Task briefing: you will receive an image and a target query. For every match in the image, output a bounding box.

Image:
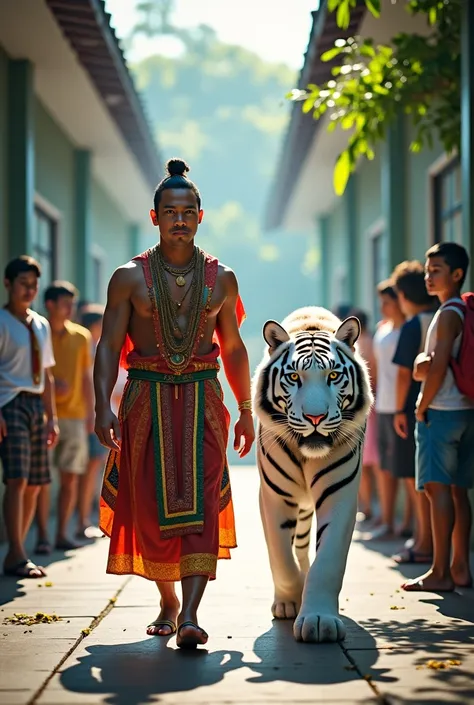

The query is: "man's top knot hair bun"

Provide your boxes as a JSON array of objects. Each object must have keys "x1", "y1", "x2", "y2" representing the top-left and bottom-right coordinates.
[{"x1": 166, "y1": 158, "x2": 190, "y2": 178}]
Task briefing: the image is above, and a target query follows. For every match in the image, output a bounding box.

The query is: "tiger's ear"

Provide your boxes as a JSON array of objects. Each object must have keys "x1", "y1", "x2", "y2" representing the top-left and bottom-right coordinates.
[
  {"x1": 263, "y1": 320, "x2": 290, "y2": 352},
  {"x1": 335, "y1": 316, "x2": 360, "y2": 350}
]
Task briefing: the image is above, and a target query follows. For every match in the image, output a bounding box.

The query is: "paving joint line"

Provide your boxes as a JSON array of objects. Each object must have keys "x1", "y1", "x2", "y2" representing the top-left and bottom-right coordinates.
[
  {"x1": 338, "y1": 641, "x2": 390, "y2": 704},
  {"x1": 26, "y1": 576, "x2": 133, "y2": 705}
]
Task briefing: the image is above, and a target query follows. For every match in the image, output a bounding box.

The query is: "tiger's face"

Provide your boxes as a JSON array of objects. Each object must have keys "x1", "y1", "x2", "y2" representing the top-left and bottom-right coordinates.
[{"x1": 253, "y1": 312, "x2": 372, "y2": 459}]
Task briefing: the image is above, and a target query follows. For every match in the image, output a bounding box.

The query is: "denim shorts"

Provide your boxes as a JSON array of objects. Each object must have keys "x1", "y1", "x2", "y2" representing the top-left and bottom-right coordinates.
[{"x1": 415, "y1": 408, "x2": 474, "y2": 491}]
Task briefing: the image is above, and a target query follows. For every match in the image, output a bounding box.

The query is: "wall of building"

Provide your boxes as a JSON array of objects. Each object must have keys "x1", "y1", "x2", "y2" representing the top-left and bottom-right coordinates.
[
  {"x1": 34, "y1": 98, "x2": 76, "y2": 284},
  {"x1": 326, "y1": 197, "x2": 349, "y2": 311},
  {"x1": 404, "y1": 121, "x2": 444, "y2": 261},
  {"x1": 90, "y1": 177, "x2": 131, "y2": 303},
  {"x1": 355, "y1": 154, "x2": 383, "y2": 318},
  {"x1": 0, "y1": 47, "x2": 9, "y2": 277}
]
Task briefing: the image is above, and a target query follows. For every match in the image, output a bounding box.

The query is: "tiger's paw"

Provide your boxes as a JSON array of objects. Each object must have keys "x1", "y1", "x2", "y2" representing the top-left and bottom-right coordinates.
[
  {"x1": 293, "y1": 611, "x2": 346, "y2": 643},
  {"x1": 272, "y1": 589, "x2": 302, "y2": 619}
]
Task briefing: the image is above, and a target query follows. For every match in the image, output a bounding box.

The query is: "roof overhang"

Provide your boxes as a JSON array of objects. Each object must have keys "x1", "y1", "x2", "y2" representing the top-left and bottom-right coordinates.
[
  {"x1": 0, "y1": 0, "x2": 162, "y2": 225},
  {"x1": 265, "y1": 0, "x2": 430, "y2": 232}
]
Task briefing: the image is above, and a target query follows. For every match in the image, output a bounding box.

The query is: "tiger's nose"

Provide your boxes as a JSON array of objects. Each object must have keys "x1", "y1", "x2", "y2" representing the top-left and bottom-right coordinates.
[{"x1": 305, "y1": 413, "x2": 326, "y2": 427}]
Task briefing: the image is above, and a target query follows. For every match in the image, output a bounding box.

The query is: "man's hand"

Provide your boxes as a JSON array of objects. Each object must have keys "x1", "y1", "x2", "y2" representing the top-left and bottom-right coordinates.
[
  {"x1": 0, "y1": 411, "x2": 7, "y2": 443},
  {"x1": 415, "y1": 404, "x2": 427, "y2": 424},
  {"x1": 46, "y1": 418, "x2": 60, "y2": 449},
  {"x1": 393, "y1": 412, "x2": 408, "y2": 439},
  {"x1": 95, "y1": 407, "x2": 121, "y2": 451},
  {"x1": 233, "y1": 410, "x2": 255, "y2": 458}
]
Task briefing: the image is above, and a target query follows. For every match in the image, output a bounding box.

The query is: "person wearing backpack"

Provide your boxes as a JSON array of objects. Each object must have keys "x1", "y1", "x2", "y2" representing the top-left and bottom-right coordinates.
[{"x1": 402, "y1": 242, "x2": 474, "y2": 593}]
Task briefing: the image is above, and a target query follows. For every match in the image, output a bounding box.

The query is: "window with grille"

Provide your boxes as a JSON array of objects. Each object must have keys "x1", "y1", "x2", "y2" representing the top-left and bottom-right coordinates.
[
  {"x1": 32, "y1": 204, "x2": 58, "y2": 311},
  {"x1": 433, "y1": 157, "x2": 462, "y2": 245}
]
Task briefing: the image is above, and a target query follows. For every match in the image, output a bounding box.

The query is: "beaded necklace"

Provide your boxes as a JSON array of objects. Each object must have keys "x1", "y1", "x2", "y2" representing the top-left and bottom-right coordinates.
[{"x1": 148, "y1": 245, "x2": 206, "y2": 373}]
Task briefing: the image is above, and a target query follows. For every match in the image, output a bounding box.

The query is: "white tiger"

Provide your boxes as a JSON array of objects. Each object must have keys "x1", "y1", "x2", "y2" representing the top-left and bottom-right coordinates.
[{"x1": 252, "y1": 306, "x2": 373, "y2": 643}]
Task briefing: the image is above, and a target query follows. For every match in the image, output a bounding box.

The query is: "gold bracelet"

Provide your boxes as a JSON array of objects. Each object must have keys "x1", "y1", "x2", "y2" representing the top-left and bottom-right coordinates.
[{"x1": 238, "y1": 399, "x2": 252, "y2": 412}]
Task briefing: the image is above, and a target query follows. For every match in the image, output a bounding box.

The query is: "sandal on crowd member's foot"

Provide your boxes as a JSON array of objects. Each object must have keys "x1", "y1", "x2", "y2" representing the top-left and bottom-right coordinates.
[
  {"x1": 35, "y1": 540, "x2": 52, "y2": 556},
  {"x1": 176, "y1": 621, "x2": 208, "y2": 650},
  {"x1": 3, "y1": 559, "x2": 46, "y2": 579},
  {"x1": 55, "y1": 539, "x2": 80, "y2": 551},
  {"x1": 392, "y1": 547, "x2": 433, "y2": 565},
  {"x1": 75, "y1": 526, "x2": 104, "y2": 540},
  {"x1": 146, "y1": 619, "x2": 177, "y2": 636}
]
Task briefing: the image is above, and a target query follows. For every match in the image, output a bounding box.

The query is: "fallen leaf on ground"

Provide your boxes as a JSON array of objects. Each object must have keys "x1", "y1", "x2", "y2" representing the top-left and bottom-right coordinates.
[
  {"x1": 81, "y1": 628, "x2": 91, "y2": 636},
  {"x1": 3, "y1": 612, "x2": 61, "y2": 626},
  {"x1": 390, "y1": 606, "x2": 405, "y2": 610},
  {"x1": 417, "y1": 659, "x2": 462, "y2": 671}
]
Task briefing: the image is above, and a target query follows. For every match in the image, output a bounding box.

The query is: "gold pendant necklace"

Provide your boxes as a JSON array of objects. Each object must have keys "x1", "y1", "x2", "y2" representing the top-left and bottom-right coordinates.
[{"x1": 161, "y1": 247, "x2": 197, "y2": 287}]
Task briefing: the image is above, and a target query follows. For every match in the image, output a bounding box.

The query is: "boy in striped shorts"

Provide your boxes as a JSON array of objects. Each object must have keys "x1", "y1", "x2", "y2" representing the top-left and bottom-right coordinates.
[{"x1": 0, "y1": 256, "x2": 58, "y2": 578}]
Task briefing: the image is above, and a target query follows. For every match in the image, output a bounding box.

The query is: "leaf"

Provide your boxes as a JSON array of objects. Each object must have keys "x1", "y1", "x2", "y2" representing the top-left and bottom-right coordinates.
[
  {"x1": 336, "y1": 1, "x2": 351, "y2": 30},
  {"x1": 302, "y1": 97, "x2": 315, "y2": 113},
  {"x1": 321, "y1": 46, "x2": 344, "y2": 62},
  {"x1": 365, "y1": 0, "x2": 381, "y2": 18},
  {"x1": 428, "y1": 7, "x2": 437, "y2": 25},
  {"x1": 333, "y1": 150, "x2": 351, "y2": 195}
]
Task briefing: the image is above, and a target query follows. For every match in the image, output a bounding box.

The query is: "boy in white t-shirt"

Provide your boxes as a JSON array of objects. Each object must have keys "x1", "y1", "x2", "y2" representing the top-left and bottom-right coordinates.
[
  {"x1": 0, "y1": 256, "x2": 59, "y2": 578},
  {"x1": 403, "y1": 242, "x2": 474, "y2": 593}
]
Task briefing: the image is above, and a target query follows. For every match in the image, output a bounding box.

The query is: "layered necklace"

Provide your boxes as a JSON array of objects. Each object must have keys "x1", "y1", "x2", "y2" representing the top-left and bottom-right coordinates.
[{"x1": 148, "y1": 245, "x2": 206, "y2": 373}]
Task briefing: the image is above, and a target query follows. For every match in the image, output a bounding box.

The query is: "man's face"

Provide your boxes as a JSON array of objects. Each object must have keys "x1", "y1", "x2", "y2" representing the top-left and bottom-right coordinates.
[
  {"x1": 379, "y1": 293, "x2": 402, "y2": 322},
  {"x1": 425, "y1": 256, "x2": 461, "y2": 295},
  {"x1": 5, "y1": 271, "x2": 38, "y2": 308},
  {"x1": 150, "y1": 188, "x2": 203, "y2": 246},
  {"x1": 47, "y1": 294, "x2": 75, "y2": 322}
]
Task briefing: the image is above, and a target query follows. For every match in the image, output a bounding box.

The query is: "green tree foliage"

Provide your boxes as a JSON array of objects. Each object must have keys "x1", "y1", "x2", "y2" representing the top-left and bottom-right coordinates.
[{"x1": 290, "y1": 0, "x2": 461, "y2": 195}]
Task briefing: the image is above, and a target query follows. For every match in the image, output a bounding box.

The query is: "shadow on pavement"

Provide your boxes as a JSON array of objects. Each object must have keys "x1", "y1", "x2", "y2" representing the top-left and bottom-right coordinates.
[
  {"x1": 60, "y1": 639, "x2": 246, "y2": 705},
  {"x1": 246, "y1": 619, "x2": 396, "y2": 686}
]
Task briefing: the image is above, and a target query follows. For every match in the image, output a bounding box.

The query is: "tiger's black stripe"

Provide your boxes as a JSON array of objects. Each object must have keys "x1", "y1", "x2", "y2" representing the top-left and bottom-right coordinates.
[
  {"x1": 276, "y1": 436, "x2": 302, "y2": 469},
  {"x1": 316, "y1": 522, "x2": 329, "y2": 549},
  {"x1": 296, "y1": 526, "x2": 312, "y2": 540},
  {"x1": 284, "y1": 499, "x2": 298, "y2": 508},
  {"x1": 310, "y1": 446, "x2": 358, "y2": 488},
  {"x1": 262, "y1": 444, "x2": 299, "y2": 485},
  {"x1": 315, "y1": 461, "x2": 360, "y2": 511},
  {"x1": 295, "y1": 539, "x2": 310, "y2": 550},
  {"x1": 260, "y1": 465, "x2": 293, "y2": 498},
  {"x1": 281, "y1": 519, "x2": 298, "y2": 530}
]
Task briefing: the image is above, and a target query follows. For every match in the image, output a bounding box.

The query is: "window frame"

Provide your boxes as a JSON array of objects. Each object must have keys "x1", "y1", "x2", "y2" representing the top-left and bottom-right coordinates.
[{"x1": 430, "y1": 155, "x2": 462, "y2": 245}]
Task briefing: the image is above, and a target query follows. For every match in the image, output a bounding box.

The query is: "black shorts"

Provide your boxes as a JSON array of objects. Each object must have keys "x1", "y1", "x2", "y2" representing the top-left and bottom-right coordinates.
[
  {"x1": 0, "y1": 392, "x2": 51, "y2": 485},
  {"x1": 377, "y1": 412, "x2": 416, "y2": 479}
]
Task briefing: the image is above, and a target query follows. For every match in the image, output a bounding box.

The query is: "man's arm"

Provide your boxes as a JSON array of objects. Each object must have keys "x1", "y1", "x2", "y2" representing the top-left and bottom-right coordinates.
[
  {"x1": 416, "y1": 310, "x2": 462, "y2": 419},
  {"x1": 94, "y1": 266, "x2": 133, "y2": 449},
  {"x1": 43, "y1": 368, "x2": 59, "y2": 447},
  {"x1": 215, "y1": 268, "x2": 255, "y2": 457},
  {"x1": 392, "y1": 317, "x2": 421, "y2": 439}
]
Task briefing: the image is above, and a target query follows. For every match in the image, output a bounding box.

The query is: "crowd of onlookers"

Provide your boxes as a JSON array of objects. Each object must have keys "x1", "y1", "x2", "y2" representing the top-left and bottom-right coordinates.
[
  {"x1": 1, "y1": 239, "x2": 473, "y2": 591},
  {"x1": 0, "y1": 256, "x2": 125, "y2": 578},
  {"x1": 348, "y1": 241, "x2": 474, "y2": 592}
]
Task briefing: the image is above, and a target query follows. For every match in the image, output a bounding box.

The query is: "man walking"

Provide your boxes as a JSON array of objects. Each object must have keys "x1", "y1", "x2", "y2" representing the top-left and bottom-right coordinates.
[
  {"x1": 94, "y1": 158, "x2": 255, "y2": 648},
  {"x1": 36, "y1": 282, "x2": 94, "y2": 553},
  {"x1": 0, "y1": 256, "x2": 58, "y2": 578}
]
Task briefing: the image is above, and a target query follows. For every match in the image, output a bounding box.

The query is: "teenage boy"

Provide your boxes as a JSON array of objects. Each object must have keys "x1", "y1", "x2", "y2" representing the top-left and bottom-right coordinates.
[
  {"x1": 0, "y1": 256, "x2": 58, "y2": 578},
  {"x1": 403, "y1": 242, "x2": 474, "y2": 592},
  {"x1": 35, "y1": 282, "x2": 94, "y2": 553}
]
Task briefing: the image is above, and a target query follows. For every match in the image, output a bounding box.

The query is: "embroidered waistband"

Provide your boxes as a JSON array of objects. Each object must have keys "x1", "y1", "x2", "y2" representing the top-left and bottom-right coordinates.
[{"x1": 128, "y1": 368, "x2": 218, "y2": 384}]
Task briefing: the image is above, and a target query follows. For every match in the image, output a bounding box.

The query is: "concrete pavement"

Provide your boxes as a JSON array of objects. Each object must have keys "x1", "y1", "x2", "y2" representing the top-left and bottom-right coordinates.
[{"x1": 1, "y1": 467, "x2": 474, "y2": 705}]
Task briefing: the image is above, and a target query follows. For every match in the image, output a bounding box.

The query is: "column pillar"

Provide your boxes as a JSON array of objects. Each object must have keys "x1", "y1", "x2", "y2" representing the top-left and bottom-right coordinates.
[
  {"x1": 129, "y1": 223, "x2": 140, "y2": 260},
  {"x1": 7, "y1": 60, "x2": 34, "y2": 259},
  {"x1": 346, "y1": 175, "x2": 357, "y2": 304},
  {"x1": 461, "y1": 1, "x2": 474, "y2": 287},
  {"x1": 319, "y1": 215, "x2": 330, "y2": 309},
  {"x1": 74, "y1": 150, "x2": 92, "y2": 298},
  {"x1": 382, "y1": 112, "x2": 406, "y2": 272}
]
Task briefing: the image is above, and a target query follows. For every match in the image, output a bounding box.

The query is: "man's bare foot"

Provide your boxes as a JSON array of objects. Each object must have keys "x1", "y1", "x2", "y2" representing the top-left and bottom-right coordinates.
[
  {"x1": 401, "y1": 569, "x2": 455, "y2": 592},
  {"x1": 146, "y1": 599, "x2": 180, "y2": 636},
  {"x1": 451, "y1": 564, "x2": 473, "y2": 588}
]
